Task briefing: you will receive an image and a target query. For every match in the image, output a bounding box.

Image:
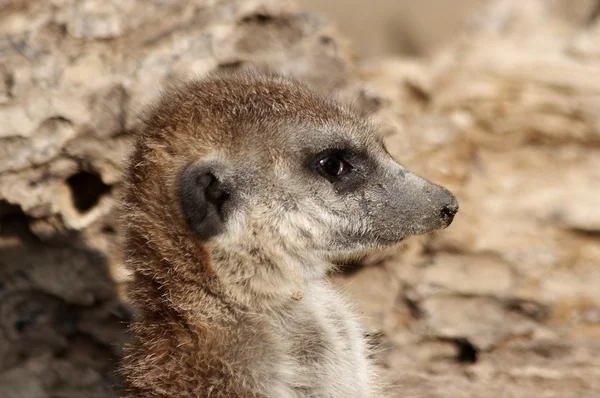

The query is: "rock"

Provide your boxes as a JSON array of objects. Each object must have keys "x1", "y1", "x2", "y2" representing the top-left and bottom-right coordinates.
[
  {"x1": 420, "y1": 253, "x2": 514, "y2": 297},
  {"x1": 420, "y1": 296, "x2": 514, "y2": 350},
  {"x1": 2, "y1": 0, "x2": 600, "y2": 396}
]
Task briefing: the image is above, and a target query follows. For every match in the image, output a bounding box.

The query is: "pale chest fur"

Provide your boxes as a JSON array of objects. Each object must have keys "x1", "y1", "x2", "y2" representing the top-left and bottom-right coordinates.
[{"x1": 264, "y1": 281, "x2": 376, "y2": 398}]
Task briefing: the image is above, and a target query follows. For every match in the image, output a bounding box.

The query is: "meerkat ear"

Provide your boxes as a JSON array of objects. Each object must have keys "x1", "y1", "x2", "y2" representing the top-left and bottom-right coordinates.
[{"x1": 178, "y1": 162, "x2": 231, "y2": 239}]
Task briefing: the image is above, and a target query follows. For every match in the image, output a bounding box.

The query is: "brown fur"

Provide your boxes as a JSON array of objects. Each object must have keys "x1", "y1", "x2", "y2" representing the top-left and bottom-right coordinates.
[{"x1": 120, "y1": 71, "x2": 457, "y2": 397}]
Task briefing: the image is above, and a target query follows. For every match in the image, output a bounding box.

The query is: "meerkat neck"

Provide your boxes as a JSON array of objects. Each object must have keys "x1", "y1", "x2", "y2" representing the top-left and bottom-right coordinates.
[
  {"x1": 126, "y1": 216, "x2": 330, "y2": 311},
  {"x1": 206, "y1": 242, "x2": 329, "y2": 309}
]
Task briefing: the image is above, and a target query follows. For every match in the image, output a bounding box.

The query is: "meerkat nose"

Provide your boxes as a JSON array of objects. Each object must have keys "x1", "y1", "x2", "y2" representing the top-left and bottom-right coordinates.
[{"x1": 440, "y1": 199, "x2": 459, "y2": 225}]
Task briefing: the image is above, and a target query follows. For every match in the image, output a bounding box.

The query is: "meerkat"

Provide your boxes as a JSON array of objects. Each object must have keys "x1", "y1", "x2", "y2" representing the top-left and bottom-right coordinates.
[{"x1": 119, "y1": 71, "x2": 458, "y2": 398}]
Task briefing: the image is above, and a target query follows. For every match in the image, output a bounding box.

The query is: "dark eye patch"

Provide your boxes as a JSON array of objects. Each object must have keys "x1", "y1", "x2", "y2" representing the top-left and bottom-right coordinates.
[
  {"x1": 306, "y1": 147, "x2": 372, "y2": 192},
  {"x1": 315, "y1": 150, "x2": 353, "y2": 182}
]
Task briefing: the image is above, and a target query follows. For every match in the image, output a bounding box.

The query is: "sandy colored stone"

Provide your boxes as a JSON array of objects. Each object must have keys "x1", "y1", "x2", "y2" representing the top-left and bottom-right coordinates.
[
  {"x1": 420, "y1": 253, "x2": 514, "y2": 297},
  {"x1": 421, "y1": 296, "x2": 515, "y2": 349},
  {"x1": 2, "y1": 0, "x2": 600, "y2": 397}
]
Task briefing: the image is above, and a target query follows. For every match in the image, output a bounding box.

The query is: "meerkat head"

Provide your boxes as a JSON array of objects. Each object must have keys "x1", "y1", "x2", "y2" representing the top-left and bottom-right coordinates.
[{"x1": 126, "y1": 71, "x2": 457, "y2": 298}]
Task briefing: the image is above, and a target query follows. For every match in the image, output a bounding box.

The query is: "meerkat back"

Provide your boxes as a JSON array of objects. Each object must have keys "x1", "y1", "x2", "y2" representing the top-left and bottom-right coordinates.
[{"x1": 120, "y1": 71, "x2": 457, "y2": 397}]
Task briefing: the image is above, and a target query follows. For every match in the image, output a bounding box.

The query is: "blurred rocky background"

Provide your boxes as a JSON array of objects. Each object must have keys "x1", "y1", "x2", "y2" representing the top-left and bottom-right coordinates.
[{"x1": 1, "y1": 0, "x2": 600, "y2": 397}]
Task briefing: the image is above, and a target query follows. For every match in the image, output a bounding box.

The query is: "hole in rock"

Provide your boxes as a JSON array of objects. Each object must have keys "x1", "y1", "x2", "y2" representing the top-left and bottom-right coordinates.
[
  {"x1": 241, "y1": 13, "x2": 273, "y2": 24},
  {"x1": 67, "y1": 171, "x2": 111, "y2": 213},
  {"x1": 454, "y1": 338, "x2": 478, "y2": 364},
  {"x1": 0, "y1": 200, "x2": 34, "y2": 239}
]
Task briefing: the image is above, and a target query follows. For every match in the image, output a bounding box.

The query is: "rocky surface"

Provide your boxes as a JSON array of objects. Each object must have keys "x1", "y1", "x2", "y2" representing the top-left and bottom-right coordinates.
[
  {"x1": 333, "y1": 0, "x2": 600, "y2": 395},
  {"x1": 1, "y1": 0, "x2": 599, "y2": 396}
]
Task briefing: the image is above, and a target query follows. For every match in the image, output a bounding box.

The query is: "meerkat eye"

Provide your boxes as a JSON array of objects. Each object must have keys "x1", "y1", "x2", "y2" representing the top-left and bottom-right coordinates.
[{"x1": 317, "y1": 154, "x2": 353, "y2": 179}]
